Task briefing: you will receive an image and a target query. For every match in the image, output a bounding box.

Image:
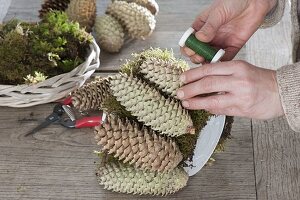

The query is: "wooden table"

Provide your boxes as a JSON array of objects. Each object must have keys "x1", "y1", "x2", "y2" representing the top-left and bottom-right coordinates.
[{"x1": 0, "y1": 0, "x2": 299, "y2": 199}]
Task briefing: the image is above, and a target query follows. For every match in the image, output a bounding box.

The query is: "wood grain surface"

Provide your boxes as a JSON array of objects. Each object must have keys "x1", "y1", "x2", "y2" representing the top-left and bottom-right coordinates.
[
  {"x1": 0, "y1": 0, "x2": 299, "y2": 200},
  {"x1": 0, "y1": 105, "x2": 255, "y2": 200}
]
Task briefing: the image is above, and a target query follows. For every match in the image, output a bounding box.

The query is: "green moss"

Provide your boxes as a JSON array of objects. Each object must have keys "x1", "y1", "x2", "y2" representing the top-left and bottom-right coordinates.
[
  {"x1": 0, "y1": 30, "x2": 31, "y2": 84},
  {"x1": 0, "y1": 11, "x2": 92, "y2": 85},
  {"x1": 214, "y1": 116, "x2": 233, "y2": 153},
  {"x1": 101, "y1": 95, "x2": 135, "y2": 120},
  {"x1": 176, "y1": 110, "x2": 211, "y2": 161}
]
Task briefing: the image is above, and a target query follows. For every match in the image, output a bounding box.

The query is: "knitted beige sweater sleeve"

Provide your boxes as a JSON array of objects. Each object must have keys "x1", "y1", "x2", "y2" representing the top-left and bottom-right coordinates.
[{"x1": 262, "y1": 0, "x2": 300, "y2": 132}]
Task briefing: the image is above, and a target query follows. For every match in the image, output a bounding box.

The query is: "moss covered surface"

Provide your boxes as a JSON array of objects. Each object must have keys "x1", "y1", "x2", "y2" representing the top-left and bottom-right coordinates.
[{"x1": 0, "y1": 11, "x2": 92, "y2": 85}]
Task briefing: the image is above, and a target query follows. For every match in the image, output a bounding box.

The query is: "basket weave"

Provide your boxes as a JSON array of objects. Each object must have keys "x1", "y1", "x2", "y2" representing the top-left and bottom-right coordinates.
[{"x1": 0, "y1": 39, "x2": 100, "y2": 107}]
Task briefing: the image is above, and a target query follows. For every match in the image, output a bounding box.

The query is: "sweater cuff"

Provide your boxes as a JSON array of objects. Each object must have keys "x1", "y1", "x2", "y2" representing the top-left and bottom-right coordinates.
[
  {"x1": 276, "y1": 64, "x2": 300, "y2": 132},
  {"x1": 261, "y1": 0, "x2": 285, "y2": 28}
]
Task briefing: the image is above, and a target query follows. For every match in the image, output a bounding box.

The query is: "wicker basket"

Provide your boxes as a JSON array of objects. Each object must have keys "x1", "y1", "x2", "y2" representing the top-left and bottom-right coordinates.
[{"x1": 0, "y1": 39, "x2": 100, "y2": 107}]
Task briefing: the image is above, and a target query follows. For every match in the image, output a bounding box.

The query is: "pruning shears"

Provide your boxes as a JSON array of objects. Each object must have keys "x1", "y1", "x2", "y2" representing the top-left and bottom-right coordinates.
[{"x1": 25, "y1": 96, "x2": 106, "y2": 137}]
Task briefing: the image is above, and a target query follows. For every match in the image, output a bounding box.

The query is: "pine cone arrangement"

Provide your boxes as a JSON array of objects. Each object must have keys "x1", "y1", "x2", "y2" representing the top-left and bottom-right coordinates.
[
  {"x1": 65, "y1": 0, "x2": 96, "y2": 32},
  {"x1": 94, "y1": 15, "x2": 124, "y2": 53},
  {"x1": 95, "y1": 116, "x2": 183, "y2": 172},
  {"x1": 71, "y1": 48, "x2": 217, "y2": 196},
  {"x1": 110, "y1": 73, "x2": 194, "y2": 137},
  {"x1": 106, "y1": 1, "x2": 156, "y2": 39},
  {"x1": 39, "y1": 0, "x2": 70, "y2": 18},
  {"x1": 96, "y1": 162, "x2": 188, "y2": 196},
  {"x1": 94, "y1": 0, "x2": 159, "y2": 53}
]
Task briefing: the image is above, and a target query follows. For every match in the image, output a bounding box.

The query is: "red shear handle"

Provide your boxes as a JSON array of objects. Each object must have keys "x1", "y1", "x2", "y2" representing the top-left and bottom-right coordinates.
[
  {"x1": 75, "y1": 116, "x2": 102, "y2": 128},
  {"x1": 63, "y1": 96, "x2": 73, "y2": 105}
]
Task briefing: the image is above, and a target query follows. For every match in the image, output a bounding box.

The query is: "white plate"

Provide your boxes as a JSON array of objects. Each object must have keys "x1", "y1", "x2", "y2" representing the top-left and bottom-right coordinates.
[{"x1": 183, "y1": 115, "x2": 226, "y2": 176}]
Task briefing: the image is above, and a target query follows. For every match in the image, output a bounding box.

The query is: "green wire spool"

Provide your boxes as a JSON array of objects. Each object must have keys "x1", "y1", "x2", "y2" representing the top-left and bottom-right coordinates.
[{"x1": 179, "y1": 27, "x2": 225, "y2": 63}]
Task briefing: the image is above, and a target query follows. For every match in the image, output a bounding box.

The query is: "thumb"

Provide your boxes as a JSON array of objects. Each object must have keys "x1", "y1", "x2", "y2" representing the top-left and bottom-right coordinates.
[{"x1": 195, "y1": 9, "x2": 224, "y2": 42}]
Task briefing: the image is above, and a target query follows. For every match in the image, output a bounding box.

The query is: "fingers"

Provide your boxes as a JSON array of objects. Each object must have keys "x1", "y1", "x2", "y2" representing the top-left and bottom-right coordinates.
[
  {"x1": 180, "y1": 61, "x2": 235, "y2": 84},
  {"x1": 177, "y1": 75, "x2": 234, "y2": 100},
  {"x1": 181, "y1": 93, "x2": 236, "y2": 112},
  {"x1": 192, "y1": 8, "x2": 210, "y2": 30},
  {"x1": 180, "y1": 47, "x2": 205, "y2": 64},
  {"x1": 194, "y1": 8, "x2": 225, "y2": 42}
]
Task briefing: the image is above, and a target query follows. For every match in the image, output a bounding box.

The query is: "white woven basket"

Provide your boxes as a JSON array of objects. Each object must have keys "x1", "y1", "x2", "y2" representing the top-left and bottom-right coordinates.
[{"x1": 0, "y1": 39, "x2": 100, "y2": 107}]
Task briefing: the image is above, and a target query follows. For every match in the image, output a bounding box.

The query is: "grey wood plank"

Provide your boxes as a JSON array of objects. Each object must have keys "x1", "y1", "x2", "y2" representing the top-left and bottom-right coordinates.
[
  {"x1": 246, "y1": 2, "x2": 300, "y2": 200},
  {"x1": 0, "y1": 0, "x2": 11, "y2": 23},
  {"x1": 0, "y1": 104, "x2": 256, "y2": 199},
  {"x1": 252, "y1": 118, "x2": 300, "y2": 200},
  {"x1": 4, "y1": 0, "x2": 42, "y2": 22}
]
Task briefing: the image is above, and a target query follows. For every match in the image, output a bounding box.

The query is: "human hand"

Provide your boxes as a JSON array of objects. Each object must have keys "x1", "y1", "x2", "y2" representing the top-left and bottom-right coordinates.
[
  {"x1": 181, "y1": 0, "x2": 277, "y2": 63},
  {"x1": 176, "y1": 60, "x2": 284, "y2": 120}
]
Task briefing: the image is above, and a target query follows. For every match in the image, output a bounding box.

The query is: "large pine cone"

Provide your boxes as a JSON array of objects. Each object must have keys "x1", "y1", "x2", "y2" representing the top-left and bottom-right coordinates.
[
  {"x1": 96, "y1": 162, "x2": 188, "y2": 196},
  {"x1": 71, "y1": 77, "x2": 111, "y2": 111},
  {"x1": 39, "y1": 0, "x2": 70, "y2": 18},
  {"x1": 139, "y1": 57, "x2": 185, "y2": 97},
  {"x1": 94, "y1": 15, "x2": 125, "y2": 53},
  {"x1": 106, "y1": 1, "x2": 156, "y2": 39},
  {"x1": 109, "y1": 73, "x2": 195, "y2": 137},
  {"x1": 65, "y1": 0, "x2": 96, "y2": 32},
  {"x1": 121, "y1": 0, "x2": 159, "y2": 15},
  {"x1": 95, "y1": 116, "x2": 183, "y2": 172}
]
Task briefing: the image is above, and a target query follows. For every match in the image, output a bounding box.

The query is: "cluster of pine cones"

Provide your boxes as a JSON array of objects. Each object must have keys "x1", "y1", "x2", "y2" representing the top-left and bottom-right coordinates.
[
  {"x1": 39, "y1": 0, "x2": 158, "y2": 53},
  {"x1": 95, "y1": 0, "x2": 158, "y2": 52},
  {"x1": 70, "y1": 48, "x2": 210, "y2": 196}
]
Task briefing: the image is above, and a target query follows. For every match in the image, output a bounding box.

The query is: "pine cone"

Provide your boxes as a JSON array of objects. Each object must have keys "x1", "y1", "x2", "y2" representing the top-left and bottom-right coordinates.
[
  {"x1": 106, "y1": 1, "x2": 156, "y2": 39},
  {"x1": 65, "y1": 0, "x2": 96, "y2": 32},
  {"x1": 109, "y1": 74, "x2": 195, "y2": 137},
  {"x1": 71, "y1": 77, "x2": 111, "y2": 111},
  {"x1": 121, "y1": 0, "x2": 159, "y2": 15},
  {"x1": 94, "y1": 15, "x2": 125, "y2": 53},
  {"x1": 95, "y1": 116, "x2": 183, "y2": 172},
  {"x1": 139, "y1": 58, "x2": 185, "y2": 97},
  {"x1": 96, "y1": 162, "x2": 188, "y2": 196},
  {"x1": 39, "y1": 0, "x2": 70, "y2": 18}
]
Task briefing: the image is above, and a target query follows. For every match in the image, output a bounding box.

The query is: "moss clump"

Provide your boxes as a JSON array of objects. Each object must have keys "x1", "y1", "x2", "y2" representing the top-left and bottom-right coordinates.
[
  {"x1": 214, "y1": 116, "x2": 233, "y2": 153},
  {"x1": 101, "y1": 95, "x2": 135, "y2": 120},
  {"x1": 176, "y1": 110, "x2": 211, "y2": 162},
  {"x1": 120, "y1": 48, "x2": 189, "y2": 75},
  {"x1": 0, "y1": 11, "x2": 92, "y2": 85}
]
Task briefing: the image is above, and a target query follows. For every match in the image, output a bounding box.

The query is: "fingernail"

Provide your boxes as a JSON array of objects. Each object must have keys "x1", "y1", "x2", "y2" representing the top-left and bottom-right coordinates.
[
  {"x1": 182, "y1": 101, "x2": 189, "y2": 108},
  {"x1": 196, "y1": 30, "x2": 207, "y2": 38},
  {"x1": 177, "y1": 90, "x2": 184, "y2": 99},
  {"x1": 180, "y1": 75, "x2": 185, "y2": 83}
]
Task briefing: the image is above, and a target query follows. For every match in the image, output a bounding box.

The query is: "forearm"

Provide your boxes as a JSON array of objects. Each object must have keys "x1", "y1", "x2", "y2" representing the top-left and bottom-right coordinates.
[{"x1": 276, "y1": 63, "x2": 300, "y2": 132}]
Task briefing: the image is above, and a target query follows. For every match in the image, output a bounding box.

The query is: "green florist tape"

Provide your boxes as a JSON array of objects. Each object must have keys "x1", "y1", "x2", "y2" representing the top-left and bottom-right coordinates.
[{"x1": 179, "y1": 27, "x2": 225, "y2": 63}]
